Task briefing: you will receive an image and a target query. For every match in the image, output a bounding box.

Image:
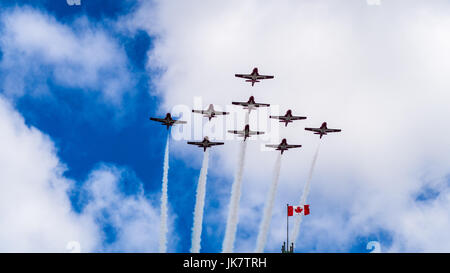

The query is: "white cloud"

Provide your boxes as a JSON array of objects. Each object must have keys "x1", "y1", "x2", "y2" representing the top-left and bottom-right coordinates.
[
  {"x1": 0, "y1": 95, "x2": 166, "y2": 252},
  {"x1": 0, "y1": 7, "x2": 133, "y2": 104},
  {"x1": 81, "y1": 165, "x2": 165, "y2": 252},
  {"x1": 0, "y1": 95, "x2": 99, "y2": 252},
  {"x1": 129, "y1": 0, "x2": 450, "y2": 252}
]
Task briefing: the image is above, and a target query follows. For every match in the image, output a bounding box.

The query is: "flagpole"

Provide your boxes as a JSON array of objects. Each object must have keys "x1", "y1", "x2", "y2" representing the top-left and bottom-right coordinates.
[{"x1": 286, "y1": 203, "x2": 289, "y2": 250}]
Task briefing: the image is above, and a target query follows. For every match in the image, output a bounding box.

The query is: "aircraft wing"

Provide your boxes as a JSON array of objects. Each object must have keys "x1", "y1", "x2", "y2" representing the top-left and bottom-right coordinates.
[
  {"x1": 187, "y1": 141, "x2": 203, "y2": 146},
  {"x1": 249, "y1": 130, "x2": 265, "y2": 135},
  {"x1": 174, "y1": 120, "x2": 187, "y2": 124},
  {"x1": 254, "y1": 102, "x2": 270, "y2": 107},
  {"x1": 265, "y1": 144, "x2": 279, "y2": 148},
  {"x1": 228, "y1": 130, "x2": 245, "y2": 135},
  {"x1": 209, "y1": 142, "x2": 225, "y2": 146},
  {"x1": 235, "y1": 74, "x2": 252, "y2": 79},
  {"x1": 291, "y1": 116, "x2": 307, "y2": 120},
  {"x1": 232, "y1": 101, "x2": 249, "y2": 107},
  {"x1": 305, "y1": 128, "x2": 320, "y2": 132},
  {"x1": 325, "y1": 129, "x2": 341, "y2": 133},
  {"x1": 269, "y1": 115, "x2": 284, "y2": 120},
  {"x1": 212, "y1": 111, "x2": 229, "y2": 116},
  {"x1": 256, "y1": 75, "x2": 274, "y2": 80},
  {"x1": 286, "y1": 144, "x2": 302, "y2": 148},
  {"x1": 192, "y1": 110, "x2": 204, "y2": 114},
  {"x1": 150, "y1": 117, "x2": 166, "y2": 123}
]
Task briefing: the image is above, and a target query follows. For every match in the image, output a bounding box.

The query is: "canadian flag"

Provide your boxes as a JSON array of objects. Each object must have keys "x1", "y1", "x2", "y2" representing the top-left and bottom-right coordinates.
[{"x1": 288, "y1": 205, "x2": 310, "y2": 216}]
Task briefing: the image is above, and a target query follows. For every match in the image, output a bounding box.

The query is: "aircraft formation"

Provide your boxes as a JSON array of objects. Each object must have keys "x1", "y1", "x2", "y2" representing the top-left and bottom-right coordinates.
[{"x1": 150, "y1": 67, "x2": 341, "y2": 152}]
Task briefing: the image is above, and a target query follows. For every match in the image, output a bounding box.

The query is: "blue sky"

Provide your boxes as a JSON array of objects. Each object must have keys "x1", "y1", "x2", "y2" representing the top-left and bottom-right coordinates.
[{"x1": 0, "y1": 0, "x2": 449, "y2": 253}]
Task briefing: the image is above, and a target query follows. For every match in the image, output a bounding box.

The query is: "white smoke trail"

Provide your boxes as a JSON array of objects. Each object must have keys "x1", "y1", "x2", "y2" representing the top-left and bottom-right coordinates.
[
  {"x1": 292, "y1": 141, "x2": 322, "y2": 243},
  {"x1": 222, "y1": 112, "x2": 250, "y2": 253},
  {"x1": 222, "y1": 140, "x2": 248, "y2": 253},
  {"x1": 190, "y1": 149, "x2": 210, "y2": 253},
  {"x1": 254, "y1": 153, "x2": 282, "y2": 252},
  {"x1": 159, "y1": 135, "x2": 170, "y2": 253}
]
